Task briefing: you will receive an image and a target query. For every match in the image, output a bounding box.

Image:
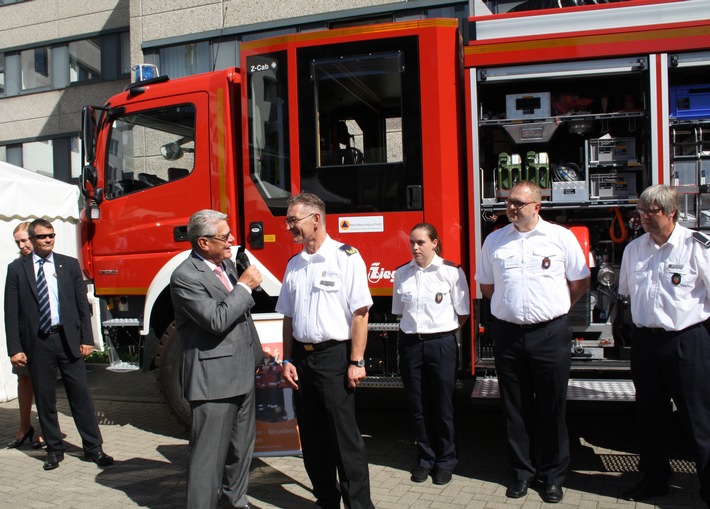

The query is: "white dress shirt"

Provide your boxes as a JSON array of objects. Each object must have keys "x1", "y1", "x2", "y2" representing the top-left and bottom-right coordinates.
[
  {"x1": 392, "y1": 254, "x2": 470, "y2": 334},
  {"x1": 33, "y1": 252, "x2": 60, "y2": 326},
  {"x1": 475, "y1": 218, "x2": 590, "y2": 325},
  {"x1": 275, "y1": 236, "x2": 373, "y2": 343},
  {"x1": 619, "y1": 223, "x2": 710, "y2": 331}
]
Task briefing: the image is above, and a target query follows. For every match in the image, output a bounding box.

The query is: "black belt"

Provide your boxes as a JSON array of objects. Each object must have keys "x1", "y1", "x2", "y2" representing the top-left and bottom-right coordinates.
[
  {"x1": 39, "y1": 325, "x2": 63, "y2": 338},
  {"x1": 637, "y1": 322, "x2": 702, "y2": 336},
  {"x1": 296, "y1": 339, "x2": 345, "y2": 352},
  {"x1": 496, "y1": 315, "x2": 564, "y2": 330},
  {"x1": 401, "y1": 330, "x2": 456, "y2": 340}
]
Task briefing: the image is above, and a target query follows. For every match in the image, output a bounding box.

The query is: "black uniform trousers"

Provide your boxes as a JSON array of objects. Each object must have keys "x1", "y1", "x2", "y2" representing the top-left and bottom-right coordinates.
[
  {"x1": 398, "y1": 331, "x2": 458, "y2": 471},
  {"x1": 631, "y1": 323, "x2": 710, "y2": 504},
  {"x1": 292, "y1": 340, "x2": 374, "y2": 509},
  {"x1": 30, "y1": 329, "x2": 102, "y2": 454},
  {"x1": 493, "y1": 315, "x2": 572, "y2": 485}
]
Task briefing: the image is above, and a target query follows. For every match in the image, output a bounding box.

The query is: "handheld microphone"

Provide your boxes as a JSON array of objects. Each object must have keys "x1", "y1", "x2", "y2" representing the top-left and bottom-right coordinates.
[{"x1": 236, "y1": 246, "x2": 262, "y2": 293}]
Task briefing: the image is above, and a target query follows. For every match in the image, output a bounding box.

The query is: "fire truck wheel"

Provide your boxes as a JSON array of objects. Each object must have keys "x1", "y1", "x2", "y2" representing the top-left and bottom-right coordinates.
[{"x1": 155, "y1": 322, "x2": 191, "y2": 428}]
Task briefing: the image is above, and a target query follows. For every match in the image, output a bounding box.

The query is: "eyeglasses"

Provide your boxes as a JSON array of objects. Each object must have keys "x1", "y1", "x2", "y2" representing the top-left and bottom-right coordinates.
[
  {"x1": 32, "y1": 233, "x2": 56, "y2": 240},
  {"x1": 505, "y1": 199, "x2": 535, "y2": 209},
  {"x1": 285, "y1": 213, "x2": 315, "y2": 227},
  {"x1": 636, "y1": 208, "x2": 663, "y2": 216},
  {"x1": 205, "y1": 231, "x2": 231, "y2": 243}
]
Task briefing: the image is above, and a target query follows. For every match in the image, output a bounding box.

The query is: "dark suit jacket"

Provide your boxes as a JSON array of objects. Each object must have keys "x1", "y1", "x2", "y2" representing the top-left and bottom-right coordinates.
[
  {"x1": 5, "y1": 252, "x2": 94, "y2": 360},
  {"x1": 170, "y1": 252, "x2": 264, "y2": 402}
]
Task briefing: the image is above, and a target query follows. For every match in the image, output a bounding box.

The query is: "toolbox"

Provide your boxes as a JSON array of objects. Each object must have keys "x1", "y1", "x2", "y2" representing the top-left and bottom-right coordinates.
[
  {"x1": 587, "y1": 137, "x2": 637, "y2": 165},
  {"x1": 589, "y1": 172, "x2": 637, "y2": 200},
  {"x1": 506, "y1": 92, "x2": 551, "y2": 120},
  {"x1": 670, "y1": 84, "x2": 710, "y2": 120}
]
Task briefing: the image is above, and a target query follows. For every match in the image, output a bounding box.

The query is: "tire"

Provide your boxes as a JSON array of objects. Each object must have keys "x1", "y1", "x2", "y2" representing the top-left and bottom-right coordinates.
[{"x1": 155, "y1": 322, "x2": 191, "y2": 428}]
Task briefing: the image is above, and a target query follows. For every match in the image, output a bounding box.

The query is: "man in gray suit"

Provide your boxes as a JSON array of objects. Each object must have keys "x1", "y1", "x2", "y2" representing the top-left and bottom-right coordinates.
[{"x1": 170, "y1": 210, "x2": 264, "y2": 509}]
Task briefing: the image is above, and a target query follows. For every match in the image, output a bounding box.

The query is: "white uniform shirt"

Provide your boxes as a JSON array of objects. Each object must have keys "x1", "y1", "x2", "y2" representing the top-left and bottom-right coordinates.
[
  {"x1": 275, "y1": 236, "x2": 373, "y2": 343},
  {"x1": 475, "y1": 218, "x2": 590, "y2": 324},
  {"x1": 392, "y1": 254, "x2": 470, "y2": 334},
  {"x1": 619, "y1": 224, "x2": 710, "y2": 331}
]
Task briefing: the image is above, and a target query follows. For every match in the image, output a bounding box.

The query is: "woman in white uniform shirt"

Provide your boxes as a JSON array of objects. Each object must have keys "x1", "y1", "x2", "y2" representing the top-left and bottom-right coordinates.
[{"x1": 392, "y1": 223, "x2": 470, "y2": 486}]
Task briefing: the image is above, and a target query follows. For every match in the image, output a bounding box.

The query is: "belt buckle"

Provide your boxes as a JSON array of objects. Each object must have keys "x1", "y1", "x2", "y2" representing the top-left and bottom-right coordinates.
[{"x1": 303, "y1": 343, "x2": 314, "y2": 352}]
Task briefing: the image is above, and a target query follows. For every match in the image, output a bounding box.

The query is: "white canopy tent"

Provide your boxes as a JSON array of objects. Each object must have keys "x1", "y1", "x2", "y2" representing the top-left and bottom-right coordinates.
[{"x1": 0, "y1": 161, "x2": 93, "y2": 402}]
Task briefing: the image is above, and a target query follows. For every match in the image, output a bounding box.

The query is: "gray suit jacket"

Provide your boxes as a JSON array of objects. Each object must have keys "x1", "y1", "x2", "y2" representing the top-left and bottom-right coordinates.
[{"x1": 170, "y1": 252, "x2": 263, "y2": 402}]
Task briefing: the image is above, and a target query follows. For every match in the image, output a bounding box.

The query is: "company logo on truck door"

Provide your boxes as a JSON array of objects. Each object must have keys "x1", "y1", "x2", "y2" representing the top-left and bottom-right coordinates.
[{"x1": 368, "y1": 262, "x2": 395, "y2": 283}]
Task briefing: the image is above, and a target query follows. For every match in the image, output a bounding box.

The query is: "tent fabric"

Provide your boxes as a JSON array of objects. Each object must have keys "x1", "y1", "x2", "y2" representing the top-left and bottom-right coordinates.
[{"x1": 0, "y1": 161, "x2": 82, "y2": 402}]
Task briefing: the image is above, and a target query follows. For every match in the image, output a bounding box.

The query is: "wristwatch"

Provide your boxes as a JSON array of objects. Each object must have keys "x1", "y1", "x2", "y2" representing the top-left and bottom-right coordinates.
[{"x1": 349, "y1": 359, "x2": 365, "y2": 368}]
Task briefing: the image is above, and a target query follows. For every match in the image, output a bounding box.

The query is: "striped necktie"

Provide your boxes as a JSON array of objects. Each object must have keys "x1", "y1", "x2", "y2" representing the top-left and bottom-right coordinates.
[{"x1": 36, "y1": 258, "x2": 52, "y2": 334}]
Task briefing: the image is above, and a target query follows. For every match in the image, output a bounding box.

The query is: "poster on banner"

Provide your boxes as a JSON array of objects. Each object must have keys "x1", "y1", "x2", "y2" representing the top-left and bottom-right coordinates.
[{"x1": 252, "y1": 314, "x2": 301, "y2": 456}]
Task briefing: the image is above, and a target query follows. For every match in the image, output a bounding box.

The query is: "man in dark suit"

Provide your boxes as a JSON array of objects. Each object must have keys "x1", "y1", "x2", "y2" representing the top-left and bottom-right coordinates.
[
  {"x1": 4, "y1": 218, "x2": 113, "y2": 471},
  {"x1": 170, "y1": 209, "x2": 264, "y2": 509}
]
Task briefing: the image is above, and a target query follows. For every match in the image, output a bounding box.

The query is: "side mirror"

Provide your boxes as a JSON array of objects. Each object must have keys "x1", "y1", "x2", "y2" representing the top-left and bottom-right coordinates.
[{"x1": 161, "y1": 142, "x2": 184, "y2": 161}]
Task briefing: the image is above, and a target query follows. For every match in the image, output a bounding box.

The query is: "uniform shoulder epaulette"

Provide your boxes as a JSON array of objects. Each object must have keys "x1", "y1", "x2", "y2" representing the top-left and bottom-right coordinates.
[
  {"x1": 340, "y1": 244, "x2": 358, "y2": 256},
  {"x1": 693, "y1": 231, "x2": 710, "y2": 249},
  {"x1": 395, "y1": 260, "x2": 410, "y2": 271},
  {"x1": 443, "y1": 259, "x2": 461, "y2": 268}
]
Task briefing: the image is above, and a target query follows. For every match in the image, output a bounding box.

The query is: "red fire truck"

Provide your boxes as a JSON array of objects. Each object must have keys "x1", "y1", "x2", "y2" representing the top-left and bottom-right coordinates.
[{"x1": 80, "y1": 0, "x2": 710, "y2": 423}]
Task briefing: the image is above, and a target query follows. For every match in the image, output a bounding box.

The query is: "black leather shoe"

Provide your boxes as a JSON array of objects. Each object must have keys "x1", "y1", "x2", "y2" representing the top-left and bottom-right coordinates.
[
  {"x1": 506, "y1": 479, "x2": 531, "y2": 498},
  {"x1": 433, "y1": 468, "x2": 453, "y2": 485},
  {"x1": 236, "y1": 504, "x2": 258, "y2": 509},
  {"x1": 43, "y1": 451, "x2": 64, "y2": 470},
  {"x1": 622, "y1": 479, "x2": 669, "y2": 501},
  {"x1": 84, "y1": 449, "x2": 114, "y2": 467},
  {"x1": 544, "y1": 484, "x2": 564, "y2": 503},
  {"x1": 410, "y1": 466, "x2": 430, "y2": 483}
]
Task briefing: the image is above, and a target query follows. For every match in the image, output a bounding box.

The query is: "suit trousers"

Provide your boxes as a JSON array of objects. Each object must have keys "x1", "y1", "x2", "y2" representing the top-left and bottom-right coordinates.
[
  {"x1": 30, "y1": 330, "x2": 102, "y2": 454},
  {"x1": 398, "y1": 331, "x2": 458, "y2": 471},
  {"x1": 631, "y1": 323, "x2": 710, "y2": 502},
  {"x1": 493, "y1": 315, "x2": 572, "y2": 485},
  {"x1": 293, "y1": 341, "x2": 374, "y2": 509},
  {"x1": 187, "y1": 387, "x2": 256, "y2": 509}
]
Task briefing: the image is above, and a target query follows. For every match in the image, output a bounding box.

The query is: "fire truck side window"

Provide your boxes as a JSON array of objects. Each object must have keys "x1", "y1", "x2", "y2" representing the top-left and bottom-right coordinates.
[
  {"x1": 104, "y1": 104, "x2": 196, "y2": 200},
  {"x1": 298, "y1": 38, "x2": 423, "y2": 214},
  {"x1": 247, "y1": 52, "x2": 291, "y2": 215}
]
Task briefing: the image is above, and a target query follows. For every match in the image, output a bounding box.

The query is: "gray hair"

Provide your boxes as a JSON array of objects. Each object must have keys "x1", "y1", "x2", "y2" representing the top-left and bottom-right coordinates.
[
  {"x1": 187, "y1": 210, "x2": 227, "y2": 249},
  {"x1": 638, "y1": 185, "x2": 678, "y2": 223},
  {"x1": 287, "y1": 193, "x2": 326, "y2": 223}
]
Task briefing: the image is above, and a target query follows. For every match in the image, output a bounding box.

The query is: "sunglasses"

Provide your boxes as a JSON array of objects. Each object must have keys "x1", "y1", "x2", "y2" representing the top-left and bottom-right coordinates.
[{"x1": 32, "y1": 233, "x2": 56, "y2": 240}]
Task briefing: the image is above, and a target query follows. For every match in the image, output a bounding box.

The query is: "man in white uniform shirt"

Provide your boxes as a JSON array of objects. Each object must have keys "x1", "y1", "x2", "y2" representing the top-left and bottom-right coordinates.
[
  {"x1": 618, "y1": 185, "x2": 710, "y2": 507},
  {"x1": 276, "y1": 193, "x2": 375, "y2": 509},
  {"x1": 475, "y1": 181, "x2": 590, "y2": 504}
]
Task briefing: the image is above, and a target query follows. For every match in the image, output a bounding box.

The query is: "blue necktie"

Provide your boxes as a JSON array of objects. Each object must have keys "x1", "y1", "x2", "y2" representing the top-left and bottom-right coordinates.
[{"x1": 36, "y1": 259, "x2": 52, "y2": 334}]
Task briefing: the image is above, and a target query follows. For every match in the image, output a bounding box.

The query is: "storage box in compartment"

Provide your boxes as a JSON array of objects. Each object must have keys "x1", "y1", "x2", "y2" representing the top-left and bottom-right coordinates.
[
  {"x1": 588, "y1": 137, "x2": 637, "y2": 165},
  {"x1": 589, "y1": 173, "x2": 637, "y2": 200},
  {"x1": 552, "y1": 181, "x2": 588, "y2": 203},
  {"x1": 700, "y1": 195, "x2": 710, "y2": 229},
  {"x1": 505, "y1": 92, "x2": 551, "y2": 120},
  {"x1": 670, "y1": 84, "x2": 710, "y2": 120}
]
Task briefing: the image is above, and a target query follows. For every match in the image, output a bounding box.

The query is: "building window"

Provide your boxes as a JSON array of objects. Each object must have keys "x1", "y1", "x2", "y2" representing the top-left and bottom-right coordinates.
[
  {"x1": 159, "y1": 42, "x2": 211, "y2": 79},
  {"x1": 21, "y1": 47, "x2": 52, "y2": 90},
  {"x1": 69, "y1": 38, "x2": 102, "y2": 83},
  {"x1": 0, "y1": 135, "x2": 82, "y2": 183}
]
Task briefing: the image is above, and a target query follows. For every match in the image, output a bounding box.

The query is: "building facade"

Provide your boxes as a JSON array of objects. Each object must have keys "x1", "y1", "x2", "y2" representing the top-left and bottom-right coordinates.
[{"x1": 0, "y1": 0, "x2": 468, "y2": 183}]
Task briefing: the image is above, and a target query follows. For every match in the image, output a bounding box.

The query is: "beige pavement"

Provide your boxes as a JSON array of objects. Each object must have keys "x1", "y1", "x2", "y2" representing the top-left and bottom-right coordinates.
[{"x1": 0, "y1": 365, "x2": 705, "y2": 508}]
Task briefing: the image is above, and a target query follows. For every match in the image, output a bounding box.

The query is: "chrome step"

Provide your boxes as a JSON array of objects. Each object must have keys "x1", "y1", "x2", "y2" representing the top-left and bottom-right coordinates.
[
  {"x1": 472, "y1": 377, "x2": 635, "y2": 402},
  {"x1": 368, "y1": 322, "x2": 400, "y2": 332},
  {"x1": 102, "y1": 318, "x2": 141, "y2": 327}
]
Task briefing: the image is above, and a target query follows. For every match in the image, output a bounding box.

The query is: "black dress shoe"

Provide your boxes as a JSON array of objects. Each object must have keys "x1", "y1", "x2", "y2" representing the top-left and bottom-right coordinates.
[
  {"x1": 84, "y1": 449, "x2": 114, "y2": 467},
  {"x1": 433, "y1": 468, "x2": 453, "y2": 485},
  {"x1": 622, "y1": 479, "x2": 669, "y2": 501},
  {"x1": 506, "y1": 479, "x2": 531, "y2": 498},
  {"x1": 7, "y1": 426, "x2": 34, "y2": 448},
  {"x1": 544, "y1": 484, "x2": 564, "y2": 503},
  {"x1": 410, "y1": 466, "x2": 430, "y2": 483},
  {"x1": 43, "y1": 451, "x2": 64, "y2": 470}
]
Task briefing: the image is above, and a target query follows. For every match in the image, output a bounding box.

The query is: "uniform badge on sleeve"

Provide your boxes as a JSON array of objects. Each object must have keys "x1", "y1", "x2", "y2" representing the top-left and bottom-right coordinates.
[
  {"x1": 672, "y1": 273, "x2": 681, "y2": 285},
  {"x1": 542, "y1": 257, "x2": 551, "y2": 269},
  {"x1": 435, "y1": 292, "x2": 444, "y2": 304}
]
